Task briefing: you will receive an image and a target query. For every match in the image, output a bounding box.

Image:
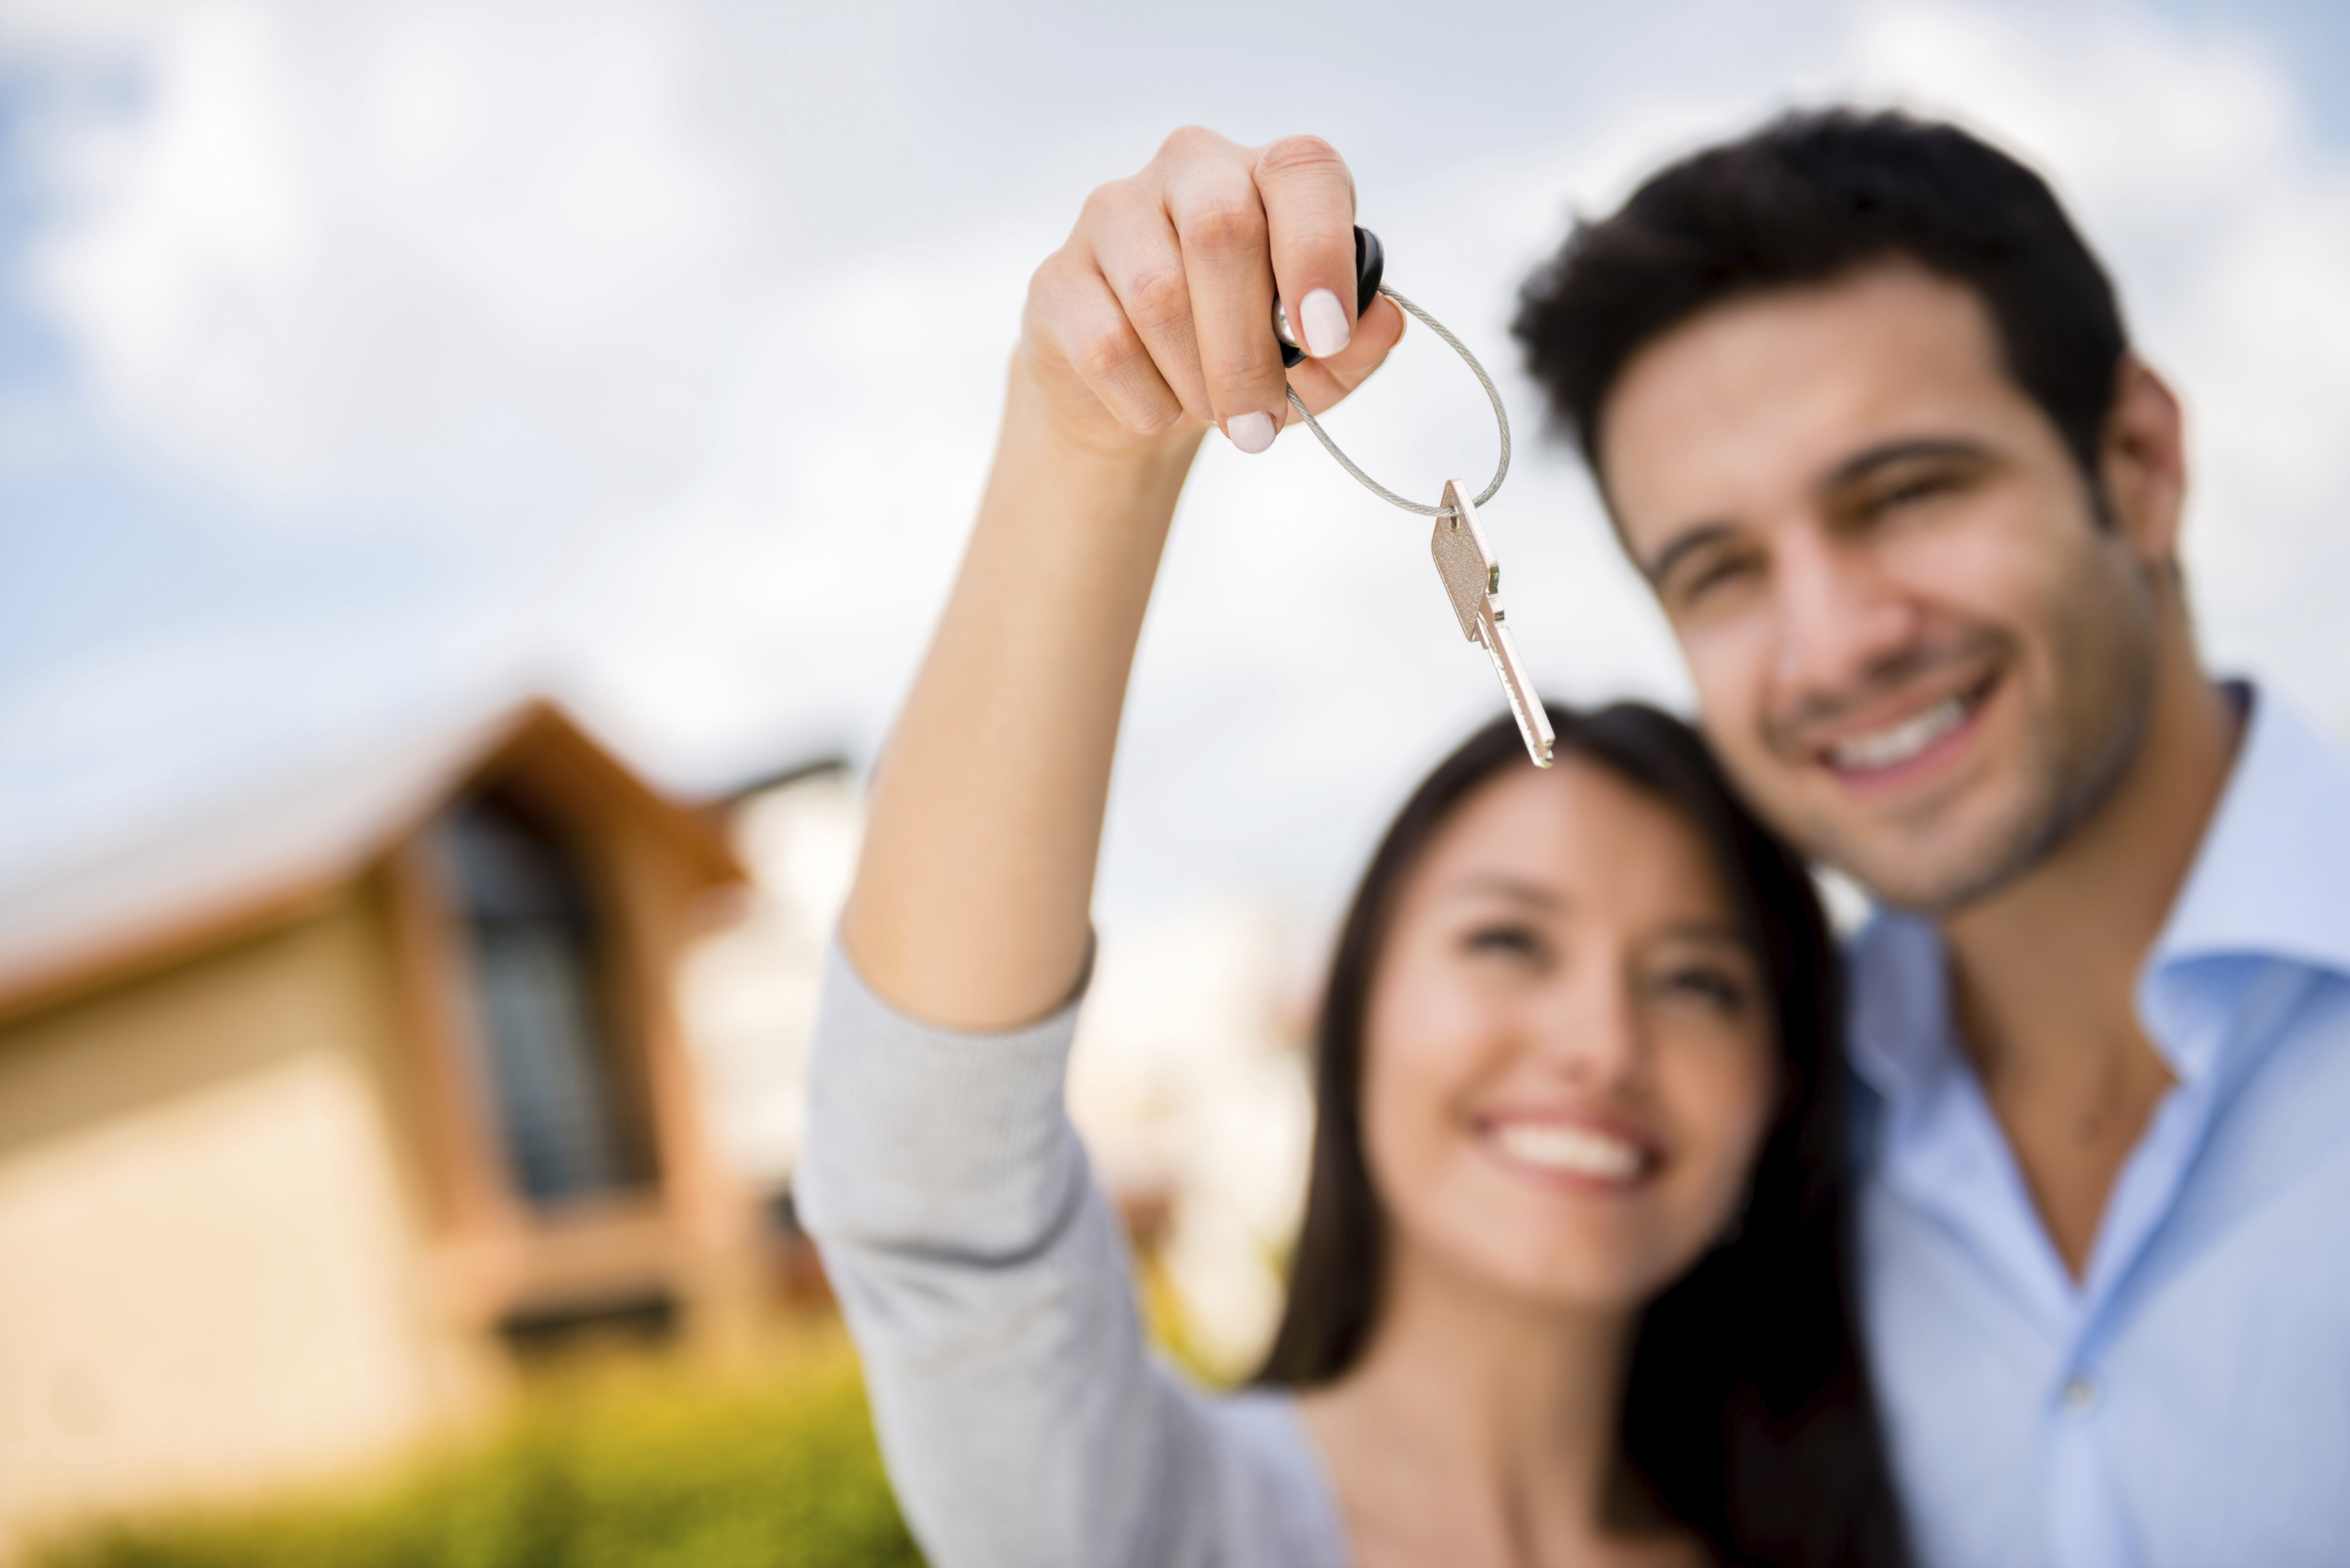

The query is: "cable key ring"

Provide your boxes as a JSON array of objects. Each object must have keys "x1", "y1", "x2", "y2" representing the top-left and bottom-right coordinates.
[
  {"x1": 1272, "y1": 228, "x2": 1550, "y2": 765},
  {"x1": 1272, "y1": 228, "x2": 1511, "y2": 518}
]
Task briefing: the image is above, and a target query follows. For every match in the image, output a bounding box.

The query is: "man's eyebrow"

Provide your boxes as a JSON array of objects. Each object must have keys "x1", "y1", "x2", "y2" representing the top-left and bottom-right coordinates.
[{"x1": 1818, "y1": 436, "x2": 1996, "y2": 495}]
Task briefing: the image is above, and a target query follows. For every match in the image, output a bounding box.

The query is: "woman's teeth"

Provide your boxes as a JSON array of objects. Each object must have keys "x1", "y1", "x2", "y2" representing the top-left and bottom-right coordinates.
[
  {"x1": 1829, "y1": 695, "x2": 1968, "y2": 772},
  {"x1": 1491, "y1": 1122, "x2": 1644, "y2": 1182}
]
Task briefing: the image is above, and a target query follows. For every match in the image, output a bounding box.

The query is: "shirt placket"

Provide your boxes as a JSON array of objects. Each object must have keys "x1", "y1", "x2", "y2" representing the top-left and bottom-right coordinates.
[
  {"x1": 2040, "y1": 959, "x2": 2304, "y2": 1568},
  {"x1": 1883, "y1": 1035, "x2": 2153, "y2": 1568}
]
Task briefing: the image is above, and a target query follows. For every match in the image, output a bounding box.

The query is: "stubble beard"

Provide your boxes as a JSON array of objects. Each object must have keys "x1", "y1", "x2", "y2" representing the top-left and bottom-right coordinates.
[{"x1": 1782, "y1": 564, "x2": 2165, "y2": 918}]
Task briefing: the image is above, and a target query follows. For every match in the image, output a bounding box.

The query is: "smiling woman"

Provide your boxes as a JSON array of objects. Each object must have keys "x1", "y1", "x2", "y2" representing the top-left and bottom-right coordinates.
[{"x1": 1256, "y1": 704, "x2": 1893, "y2": 1561}]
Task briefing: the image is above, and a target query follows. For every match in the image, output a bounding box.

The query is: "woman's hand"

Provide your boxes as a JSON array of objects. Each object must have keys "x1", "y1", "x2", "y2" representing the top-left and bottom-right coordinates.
[
  {"x1": 1020, "y1": 127, "x2": 1407, "y2": 459},
  {"x1": 846, "y1": 127, "x2": 1396, "y2": 1029}
]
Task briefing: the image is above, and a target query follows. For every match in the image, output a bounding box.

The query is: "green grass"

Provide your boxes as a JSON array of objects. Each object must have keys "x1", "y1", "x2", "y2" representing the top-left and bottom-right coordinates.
[{"x1": 34, "y1": 1327, "x2": 924, "y2": 1568}]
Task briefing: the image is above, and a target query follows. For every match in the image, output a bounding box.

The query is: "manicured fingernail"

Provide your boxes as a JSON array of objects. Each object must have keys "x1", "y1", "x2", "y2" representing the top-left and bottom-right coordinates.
[
  {"x1": 1300, "y1": 288, "x2": 1351, "y2": 359},
  {"x1": 1226, "y1": 410, "x2": 1276, "y2": 454}
]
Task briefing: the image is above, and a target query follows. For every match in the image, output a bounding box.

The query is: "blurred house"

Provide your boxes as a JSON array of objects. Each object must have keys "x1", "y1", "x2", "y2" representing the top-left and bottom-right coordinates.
[
  {"x1": 675, "y1": 760, "x2": 864, "y2": 1300},
  {"x1": 0, "y1": 702, "x2": 761, "y2": 1552},
  {"x1": 677, "y1": 761, "x2": 860, "y2": 1196}
]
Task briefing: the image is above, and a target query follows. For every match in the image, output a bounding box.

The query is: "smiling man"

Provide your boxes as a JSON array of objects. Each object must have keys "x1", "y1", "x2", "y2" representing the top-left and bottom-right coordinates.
[{"x1": 1514, "y1": 111, "x2": 2350, "y2": 1567}]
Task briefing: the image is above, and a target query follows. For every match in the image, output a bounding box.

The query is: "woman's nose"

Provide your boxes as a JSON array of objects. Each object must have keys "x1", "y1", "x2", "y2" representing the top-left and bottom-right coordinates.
[{"x1": 1534, "y1": 972, "x2": 1646, "y2": 1089}]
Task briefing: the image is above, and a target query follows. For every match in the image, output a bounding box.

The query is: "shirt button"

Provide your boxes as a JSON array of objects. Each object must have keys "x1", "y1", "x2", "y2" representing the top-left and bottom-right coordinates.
[{"x1": 2062, "y1": 1375, "x2": 2100, "y2": 1413}]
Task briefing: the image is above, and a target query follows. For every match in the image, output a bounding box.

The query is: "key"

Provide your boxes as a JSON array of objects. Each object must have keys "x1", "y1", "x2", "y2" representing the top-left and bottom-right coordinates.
[{"x1": 1430, "y1": 478, "x2": 1556, "y2": 767}]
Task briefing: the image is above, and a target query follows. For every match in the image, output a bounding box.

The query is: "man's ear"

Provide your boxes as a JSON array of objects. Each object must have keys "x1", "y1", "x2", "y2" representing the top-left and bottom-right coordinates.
[{"x1": 2099, "y1": 354, "x2": 2187, "y2": 567}]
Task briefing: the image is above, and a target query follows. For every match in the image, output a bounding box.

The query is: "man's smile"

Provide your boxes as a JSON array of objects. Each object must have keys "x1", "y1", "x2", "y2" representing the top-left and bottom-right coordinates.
[{"x1": 1773, "y1": 654, "x2": 2006, "y2": 799}]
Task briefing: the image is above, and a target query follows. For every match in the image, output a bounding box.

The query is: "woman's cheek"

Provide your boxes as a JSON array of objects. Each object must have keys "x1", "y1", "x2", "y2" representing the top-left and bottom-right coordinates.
[
  {"x1": 1659, "y1": 1026, "x2": 1778, "y2": 1229},
  {"x1": 1367, "y1": 947, "x2": 1473, "y2": 1076},
  {"x1": 1361, "y1": 959, "x2": 1495, "y2": 1181}
]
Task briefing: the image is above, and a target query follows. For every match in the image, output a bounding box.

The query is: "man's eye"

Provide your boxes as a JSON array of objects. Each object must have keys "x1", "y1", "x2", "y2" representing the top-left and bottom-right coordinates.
[
  {"x1": 1677, "y1": 552, "x2": 1761, "y2": 606},
  {"x1": 1866, "y1": 472, "x2": 1958, "y2": 518}
]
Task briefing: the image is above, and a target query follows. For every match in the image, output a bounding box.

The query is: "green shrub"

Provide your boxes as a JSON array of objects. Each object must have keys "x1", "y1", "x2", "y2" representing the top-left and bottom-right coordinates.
[{"x1": 35, "y1": 1329, "x2": 924, "y2": 1568}]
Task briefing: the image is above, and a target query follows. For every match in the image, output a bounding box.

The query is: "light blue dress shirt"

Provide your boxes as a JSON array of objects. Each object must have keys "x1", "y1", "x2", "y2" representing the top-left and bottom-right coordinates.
[{"x1": 1847, "y1": 685, "x2": 2350, "y2": 1568}]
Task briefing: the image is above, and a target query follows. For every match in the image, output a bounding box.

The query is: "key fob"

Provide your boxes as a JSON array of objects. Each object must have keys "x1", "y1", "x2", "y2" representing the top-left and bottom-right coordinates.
[{"x1": 1274, "y1": 226, "x2": 1384, "y2": 368}]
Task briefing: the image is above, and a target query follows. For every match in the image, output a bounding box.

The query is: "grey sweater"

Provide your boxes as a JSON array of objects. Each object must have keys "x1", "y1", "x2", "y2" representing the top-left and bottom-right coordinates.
[{"x1": 798, "y1": 942, "x2": 1351, "y2": 1568}]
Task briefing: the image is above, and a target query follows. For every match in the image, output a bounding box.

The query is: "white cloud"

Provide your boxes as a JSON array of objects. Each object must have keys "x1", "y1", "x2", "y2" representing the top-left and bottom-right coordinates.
[
  {"x1": 37, "y1": 7, "x2": 315, "y2": 382},
  {"x1": 3, "y1": 0, "x2": 2347, "y2": 916},
  {"x1": 21, "y1": 0, "x2": 754, "y2": 519}
]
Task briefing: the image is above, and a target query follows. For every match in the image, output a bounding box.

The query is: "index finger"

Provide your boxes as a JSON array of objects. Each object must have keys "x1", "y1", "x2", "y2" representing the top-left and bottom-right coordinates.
[{"x1": 1253, "y1": 135, "x2": 1359, "y2": 361}]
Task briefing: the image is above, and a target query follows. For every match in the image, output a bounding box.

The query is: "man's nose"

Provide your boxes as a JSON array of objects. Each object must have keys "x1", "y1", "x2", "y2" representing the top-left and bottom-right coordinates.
[{"x1": 1770, "y1": 524, "x2": 1920, "y2": 705}]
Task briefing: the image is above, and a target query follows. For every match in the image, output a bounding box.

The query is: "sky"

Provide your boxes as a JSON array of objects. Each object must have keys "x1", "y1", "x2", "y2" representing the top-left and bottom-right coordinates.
[{"x1": 0, "y1": 0, "x2": 2346, "y2": 934}]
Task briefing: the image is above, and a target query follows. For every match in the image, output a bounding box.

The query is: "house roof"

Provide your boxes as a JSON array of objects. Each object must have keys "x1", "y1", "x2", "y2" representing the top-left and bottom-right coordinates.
[{"x1": 0, "y1": 700, "x2": 745, "y2": 1027}]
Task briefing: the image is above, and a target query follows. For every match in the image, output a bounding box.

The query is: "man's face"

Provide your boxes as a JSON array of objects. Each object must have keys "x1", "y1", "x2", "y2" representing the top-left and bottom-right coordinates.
[{"x1": 1601, "y1": 262, "x2": 2164, "y2": 913}]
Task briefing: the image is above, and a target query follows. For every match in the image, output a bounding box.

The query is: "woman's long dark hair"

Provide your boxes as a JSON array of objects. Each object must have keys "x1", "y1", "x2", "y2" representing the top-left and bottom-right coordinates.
[{"x1": 1253, "y1": 703, "x2": 1904, "y2": 1568}]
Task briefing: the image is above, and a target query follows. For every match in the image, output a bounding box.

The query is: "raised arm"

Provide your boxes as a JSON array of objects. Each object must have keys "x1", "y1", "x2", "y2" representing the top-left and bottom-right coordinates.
[{"x1": 840, "y1": 128, "x2": 1403, "y2": 1029}]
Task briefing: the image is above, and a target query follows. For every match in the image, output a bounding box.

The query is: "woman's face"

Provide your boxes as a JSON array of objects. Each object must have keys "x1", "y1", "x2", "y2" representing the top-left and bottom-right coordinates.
[{"x1": 1360, "y1": 758, "x2": 1779, "y2": 1313}]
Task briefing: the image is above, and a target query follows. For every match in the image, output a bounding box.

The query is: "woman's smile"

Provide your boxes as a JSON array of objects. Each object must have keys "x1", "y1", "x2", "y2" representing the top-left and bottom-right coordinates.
[{"x1": 1474, "y1": 1109, "x2": 1663, "y2": 1191}]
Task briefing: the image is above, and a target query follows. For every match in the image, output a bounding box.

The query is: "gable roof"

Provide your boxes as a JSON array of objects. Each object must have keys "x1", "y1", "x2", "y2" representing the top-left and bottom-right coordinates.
[{"x1": 0, "y1": 700, "x2": 743, "y2": 1027}]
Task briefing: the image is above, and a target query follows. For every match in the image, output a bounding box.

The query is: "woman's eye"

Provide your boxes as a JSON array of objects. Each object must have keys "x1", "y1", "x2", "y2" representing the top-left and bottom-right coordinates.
[
  {"x1": 1462, "y1": 924, "x2": 1545, "y2": 962},
  {"x1": 1654, "y1": 965, "x2": 1749, "y2": 1011}
]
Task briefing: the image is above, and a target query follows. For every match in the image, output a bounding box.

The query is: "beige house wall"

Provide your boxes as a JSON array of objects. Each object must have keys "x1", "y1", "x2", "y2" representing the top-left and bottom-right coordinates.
[{"x1": 0, "y1": 895, "x2": 463, "y2": 1553}]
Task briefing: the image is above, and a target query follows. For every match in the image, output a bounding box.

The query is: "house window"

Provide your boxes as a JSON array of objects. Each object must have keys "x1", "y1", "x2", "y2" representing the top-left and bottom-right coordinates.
[{"x1": 443, "y1": 792, "x2": 652, "y2": 1206}]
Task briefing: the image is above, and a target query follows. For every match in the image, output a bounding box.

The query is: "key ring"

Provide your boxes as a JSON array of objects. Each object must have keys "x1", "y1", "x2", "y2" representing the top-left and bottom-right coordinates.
[
  {"x1": 1282, "y1": 282, "x2": 1512, "y2": 519},
  {"x1": 1272, "y1": 231, "x2": 1548, "y2": 769}
]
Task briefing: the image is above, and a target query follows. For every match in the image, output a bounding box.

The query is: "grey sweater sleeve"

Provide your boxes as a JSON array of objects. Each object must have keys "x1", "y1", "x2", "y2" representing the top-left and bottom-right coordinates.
[{"x1": 796, "y1": 942, "x2": 1346, "y2": 1568}]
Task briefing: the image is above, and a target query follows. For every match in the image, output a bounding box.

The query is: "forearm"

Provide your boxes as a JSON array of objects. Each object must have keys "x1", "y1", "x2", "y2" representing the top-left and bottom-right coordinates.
[{"x1": 841, "y1": 355, "x2": 1204, "y2": 1028}]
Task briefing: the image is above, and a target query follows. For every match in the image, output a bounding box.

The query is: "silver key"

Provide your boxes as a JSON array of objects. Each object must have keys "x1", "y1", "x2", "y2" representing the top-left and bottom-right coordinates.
[{"x1": 1431, "y1": 478, "x2": 1556, "y2": 768}]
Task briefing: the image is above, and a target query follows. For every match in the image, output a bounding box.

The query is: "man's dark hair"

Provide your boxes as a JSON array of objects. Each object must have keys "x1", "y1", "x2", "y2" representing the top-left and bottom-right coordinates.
[{"x1": 1513, "y1": 108, "x2": 2127, "y2": 498}]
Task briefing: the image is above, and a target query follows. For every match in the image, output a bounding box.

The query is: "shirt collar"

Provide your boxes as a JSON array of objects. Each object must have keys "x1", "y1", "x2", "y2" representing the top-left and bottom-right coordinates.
[
  {"x1": 2144, "y1": 683, "x2": 2350, "y2": 984},
  {"x1": 1847, "y1": 906, "x2": 1951, "y2": 1105},
  {"x1": 1846, "y1": 681, "x2": 2350, "y2": 1102}
]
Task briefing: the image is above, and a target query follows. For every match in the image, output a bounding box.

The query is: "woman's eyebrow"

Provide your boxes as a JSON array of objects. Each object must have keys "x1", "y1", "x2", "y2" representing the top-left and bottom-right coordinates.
[
  {"x1": 1655, "y1": 919, "x2": 1753, "y2": 948},
  {"x1": 1444, "y1": 874, "x2": 1563, "y2": 909}
]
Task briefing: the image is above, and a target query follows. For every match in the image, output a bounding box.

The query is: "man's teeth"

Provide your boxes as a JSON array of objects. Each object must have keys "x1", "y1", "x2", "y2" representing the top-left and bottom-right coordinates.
[
  {"x1": 1492, "y1": 1123, "x2": 1644, "y2": 1182},
  {"x1": 1829, "y1": 696, "x2": 1967, "y2": 772}
]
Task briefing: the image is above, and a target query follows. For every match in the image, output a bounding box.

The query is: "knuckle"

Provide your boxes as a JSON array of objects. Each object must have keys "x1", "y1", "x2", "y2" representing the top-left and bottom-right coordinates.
[
  {"x1": 1158, "y1": 124, "x2": 1228, "y2": 162},
  {"x1": 1124, "y1": 263, "x2": 1191, "y2": 337},
  {"x1": 1207, "y1": 356, "x2": 1274, "y2": 408},
  {"x1": 1027, "y1": 246, "x2": 1071, "y2": 294},
  {"x1": 1179, "y1": 194, "x2": 1267, "y2": 256},
  {"x1": 1024, "y1": 250, "x2": 1082, "y2": 318},
  {"x1": 1076, "y1": 177, "x2": 1130, "y2": 228},
  {"x1": 1132, "y1": 397, "x2": 1186, "y2": 436},
  {"x1": 1258, "y1": 133, "x2": 1347, "y2": 184},
  {"x1": 1074, "y1": 325, "x2": 1144, "y2": 389}
]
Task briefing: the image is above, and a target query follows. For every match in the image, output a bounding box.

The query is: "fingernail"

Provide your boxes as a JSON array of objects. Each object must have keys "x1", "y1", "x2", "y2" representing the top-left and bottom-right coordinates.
[
  {"x1": 1226, "y1": 410, "x2": 1276, "y2": 454},
  {"x1": 1300, "y1": 288, "x2": 1351, "y2": 359}
]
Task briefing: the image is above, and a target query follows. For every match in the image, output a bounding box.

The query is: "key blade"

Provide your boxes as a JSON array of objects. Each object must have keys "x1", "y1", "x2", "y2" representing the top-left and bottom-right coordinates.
[
  {"x1": 1432, "y1": 479, "x2": 1552, "y2": 766},
  {"x1": 1431, "y1": 480, "x2": 1498, "y2": 622},
  {"x1": 1430, "y1": 479, "x2": 1499, "y2": 642},
  {"x1": 1481, "y1": 611, "x2": 1556, "y2": 767},
  {"x1": 1443, "y1": 481, "x2": 1501, "y2": 593}
]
